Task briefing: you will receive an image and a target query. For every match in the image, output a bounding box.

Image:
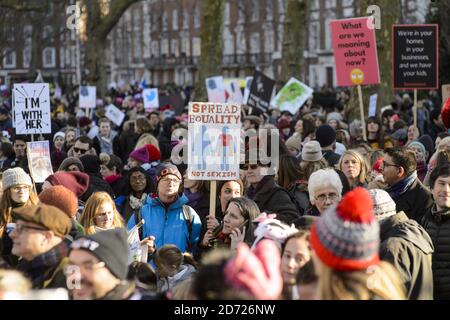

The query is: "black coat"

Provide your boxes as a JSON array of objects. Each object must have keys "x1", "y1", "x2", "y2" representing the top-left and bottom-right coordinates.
[
  {"x1": 322, "y1": 150, "x2": 341, "y2": 167},
  {"x1": 421, "y1": 206, "x2": 450, "y2": 300},
  {"x1": 393, "y1": 178, "x2": 433, "y2": 223},
  {"x1": 379, "y1": 211, "x2": 434, "y2": 300},
  {"x1": 246, "y1": 176, "x2": 300, "y2": 224}
]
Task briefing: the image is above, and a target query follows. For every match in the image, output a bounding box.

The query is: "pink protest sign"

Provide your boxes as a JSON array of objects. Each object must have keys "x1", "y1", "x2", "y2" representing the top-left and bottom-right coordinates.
[{"x1": 330, "y1": 17, "x2": 380, "y2": 87}]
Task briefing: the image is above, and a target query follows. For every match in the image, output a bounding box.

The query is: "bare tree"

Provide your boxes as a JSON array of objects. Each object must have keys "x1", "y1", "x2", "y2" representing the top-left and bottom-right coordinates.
[{"x1": 193, "y1": 0, "x2": 225, "y2": 101}]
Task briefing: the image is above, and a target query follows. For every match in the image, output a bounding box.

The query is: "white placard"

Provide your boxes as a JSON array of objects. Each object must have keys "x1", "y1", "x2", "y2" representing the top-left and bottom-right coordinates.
[
  {"x1": 224, "y1": 79, "x2": 244, "y2": 104},
  {"x1": 79, "y1": 86, "x2": 97, "y2": 109},
  {"x1": 143, "y1": 88, "x2": 159, "y2": 110},
  {"x1": 368, "y1": 94, "x2": 378, "y2": 117},
  {"x1": 243, "y1": 76, "x2": 253, "y2": 105},
  {"x1": 105, "y1": 104, "x2": 125, "y2": 127},
  {"x1": 205, "y1": 76, "x2": 226, "y2": 103},
  {"x1": 188, "y1": 102, "x2": 241, "y2": 180},
  {"x1": 13, "y1": 83, "x2": 51, "y2": 134},
  {"x1": 27, "y1": 140, "x2": 53, "y2": 183},
  {"x1": 271, "y1": 78, "x2": 314, "y2": 115}
]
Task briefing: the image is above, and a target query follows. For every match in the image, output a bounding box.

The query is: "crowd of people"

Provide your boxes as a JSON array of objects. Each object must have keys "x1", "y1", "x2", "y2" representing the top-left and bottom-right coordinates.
[{"x1": 0, "y1": 82, "x2": 449, "y2": 301}]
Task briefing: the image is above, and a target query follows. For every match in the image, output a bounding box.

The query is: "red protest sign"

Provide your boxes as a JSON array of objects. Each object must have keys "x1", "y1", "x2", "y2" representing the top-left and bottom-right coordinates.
[{"x1": 330, "y1": 17, "x2": 380, "y2": 87}]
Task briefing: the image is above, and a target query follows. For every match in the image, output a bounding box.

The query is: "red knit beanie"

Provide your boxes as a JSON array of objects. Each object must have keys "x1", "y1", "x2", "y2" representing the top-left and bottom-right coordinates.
[
  {"x1": 441, "y1": 98, "x2": 450, "y2": 129},
  {"x1": 310, "y1": 187, "x2": 380, "y2": 272},
  {"x1": 39, "y1": 185, "x2": 78, "y2": 218},
  {"x1": 145, "y1": 144, "x2": 161, "y2": 162},
  {"x1": 45, "y1": 171, "x2": 89, "y2": 198}
]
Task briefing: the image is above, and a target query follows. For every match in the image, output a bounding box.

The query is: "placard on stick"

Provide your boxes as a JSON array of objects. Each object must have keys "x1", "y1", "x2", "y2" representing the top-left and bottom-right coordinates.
[
  {"x1": 187, "y1": 102, "x2": 241, "y2": 181},
  {"x1": 330, "y1": 17, "x2": 380, "y2": 87},
  {"x1": 79, "y1": 86, "x2": 97, "y2": 109},
  {"x1": 13, "y1": 83, "x2": 51, "y2": 135},
  {"x1": 247, "y1": 71, "x2": 275, "y2": 115},
  {"x1": 392, "y1": 24, "x2": 439, "y2": 90},
  {"x1": 27, "y1": 140, "x2": 53, "y2": 183}
]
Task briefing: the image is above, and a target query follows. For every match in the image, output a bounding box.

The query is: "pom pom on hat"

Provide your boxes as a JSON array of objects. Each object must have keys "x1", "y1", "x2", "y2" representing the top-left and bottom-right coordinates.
[
  {"x1": 311, "y1": 187, "x2": 380, "y2": 272},
  {"x1": 441, "y1": 98, "x2": 450, "y2": 129}
]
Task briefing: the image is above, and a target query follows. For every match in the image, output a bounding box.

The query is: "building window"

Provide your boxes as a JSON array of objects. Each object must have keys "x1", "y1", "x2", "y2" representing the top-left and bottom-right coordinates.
[
  {"x1": 161, "y1": 39, "x2": 169, "y2": 56},
  {"x1": 43, "y1": 26, "x2": 53, "y2": 41},
  {"x1": 192, "y1": 37, "x2": 201, "y2": 56},
  {"x1": 224, "y1": 2, "x2": 230, "y2": 26},
  {"x1": 278, "y1": 0, "x2": 286, "y2": 14},
  {"x1": 162, "y1": 11, "x2": 168, "y2": 31},
  {"x1": 250, "y1": 33, "x2": 260, "y2": 53},
  {"x1": 3, "y1": 50, "x2": 16, "y2": 68},
  {"x1": 171, "y1": 39, "x2": 179, "y2": 57},
  {"x1": 182, "y1": 9, "x2": 189, "y2": 29},
  {"x1": 223, "y1": 32, "x2": 234, "y2": 55},
  {"x1": 43, "y1": 47, "x2": 56, "y2": 68},
  {"x1": 264, "y1": 29, "x2": 274, "y2": 53},
  {"x1": 172, "y1": 9, "x2": 178, "y2": 30},
  {"x1": 251, "y1": 0, "x2": 259, "y2": 22},
  {"x1": 193, "y1": 5, "x2": 201, "y2": 28},
  {"x1": 181, "y1": 37, "x2": 190, "y2": 56},
  {"x1": 59, "y1": 47, "x2": 65, "y2": 68},
  {"x1": 325, "y1": 0, "x2": 336, "y2": 9},
  {"x1": 133, "y1": 33, "x2": 141, "y2": 62},
  {"x1": 309, "y1": 22, "x2": 319, "y2": 51},
  {"x1": 152, "y1": 41, "x2": 159, "y2": 57}
]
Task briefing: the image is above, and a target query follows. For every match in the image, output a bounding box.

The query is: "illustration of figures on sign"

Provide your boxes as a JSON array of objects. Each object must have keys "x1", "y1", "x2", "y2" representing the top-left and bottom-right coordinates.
[
  {"x1": 217, "y1": 126, "x2": 236, "y2": 171},
  {"x1": 192, "y1": 125, "x2": 212, "y2": 170}
]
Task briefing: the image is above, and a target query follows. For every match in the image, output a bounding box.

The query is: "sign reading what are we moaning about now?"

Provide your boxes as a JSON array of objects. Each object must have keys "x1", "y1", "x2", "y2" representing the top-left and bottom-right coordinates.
[{"x1": 13, "y1": 83, "x2": 51, "y2": 135}]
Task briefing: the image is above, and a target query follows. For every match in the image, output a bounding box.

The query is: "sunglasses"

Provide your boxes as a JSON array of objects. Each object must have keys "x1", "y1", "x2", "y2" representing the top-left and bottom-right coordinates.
[
  {"x1": 240, "y1": 164, "x2": 259, "y2": 170},
  {"x1": 74, "y1": 147, "x2": 88, "y2": 154}
]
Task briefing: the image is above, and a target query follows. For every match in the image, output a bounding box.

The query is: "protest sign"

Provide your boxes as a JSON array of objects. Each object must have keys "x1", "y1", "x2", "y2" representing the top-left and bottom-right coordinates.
[
  {"x1": 205, "y1": 76, "x2": 226, "y2": 103},
  {"x1": 188, "y1": 102, "x2": 241, "y2": 217},
  {"x1": 127, "y1": 219, "x2": 145, "y2": 264},
  {"x1": 442, "y1": 85, "x2": 450, "y2": 104},
  {"x1": 368, "y1": 94, "x2": 378, "y2": 117},
  {"x1": 79, "y1": 86, "x2": 96, "y2": 109},
  {"x1": 13, "y1": 83, "x2": 51, "y2": 135},
  {"x1": 272, "y1": 78, "x2": 314, "y2": 115},
  {"x1": 27, "y1": 141, "x2": 53, "y2": 183},
  {"x1": 188, "y1": 102, "x2": 241, "y2": 181},
  {"x1": 392, "y1": 24, "x2": 439, "y2": 90},
  {"x1": 247, "y1": 71, "x2": 275, "y2": 115},
  {"x1": 143, "y1": 88, "x2": 159, "y2": 110},
  {"x1": 243, "y1": 76, "x2": 253, "y2": 105},
  {"x1": 330, "y1": 17, "x2": 380, "y2": 87},
  {"x1": 105, "y1": 104, "x2": 125, "y2": 127},
  {"x1": 224, "y1": 79, "x2": 244, "y2": 104}
]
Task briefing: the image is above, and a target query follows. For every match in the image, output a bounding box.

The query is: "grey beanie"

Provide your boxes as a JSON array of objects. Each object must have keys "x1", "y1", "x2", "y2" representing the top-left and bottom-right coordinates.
[
  {"x1": 58, "y1": 157, "x2": 85, "y2": 172},
  {"x1": 368, "y1": 189, "x2": 397, "y2": 222},
  {"x1": 2, "y1": 168, "x2": 33, "y2": 191},
  {"x1": 301, "y1": 141, "x2": 323, "y2": 162}
]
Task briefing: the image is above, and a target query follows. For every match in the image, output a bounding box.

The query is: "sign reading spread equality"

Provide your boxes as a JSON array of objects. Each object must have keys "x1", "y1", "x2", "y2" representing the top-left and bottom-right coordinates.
[
  {"x1": 247, "y1": 71, "x2": 275, "y2": 114},
  {"x1": 393, "y1": 24, "x2": 439, "y2": 89},
  {"x1": 27, "y1": 140, "x2": 53, "y2": 183},
  {"x1": 330, "y1": 17, "x2": 380, "y2": 86},
  {"x1": 13, "y1": 83, "x2": 51, "y2": 134},
  {"x1": 188, "y1": 102, "x2": 241, "y2": 180}
]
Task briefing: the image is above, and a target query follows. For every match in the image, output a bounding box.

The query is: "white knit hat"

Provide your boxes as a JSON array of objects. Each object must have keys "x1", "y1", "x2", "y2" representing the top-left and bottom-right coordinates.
[
  {"x1": 53, "y1": 132, "x2": 65, "y2": 142},
  {"x1": 2, "y1": 168, "x2": 32, "y2": 191}
]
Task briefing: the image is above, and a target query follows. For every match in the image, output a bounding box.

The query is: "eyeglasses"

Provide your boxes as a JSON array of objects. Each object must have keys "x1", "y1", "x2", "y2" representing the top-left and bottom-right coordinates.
[
  {"x1": 315, "y1": 193, "x2": 339, "y2": 202},
  {"x1": 14, "y1": 224, "x2": 48, "y2": 234},
  {"x1": 130, "y1": 175, "x2": 146, "y2": 182},
  {"x1": 160, "y1": 177, "x2": 180, "y2": 184},
  {"x1": 64, "y1": 261, "x2": 106, "y2": 275},
  {"x1": 240, "y1": 164, "x2": 259, "y2": 170},
  {"x1": 381, "y1": 162, "x2": 399, "y2": 170},
  {"x1": 11, "y1": 185, "x2": 29, "y2": 192},
  {"x1": 73, "y1": 147, "x2": 88, "y2": 154}
]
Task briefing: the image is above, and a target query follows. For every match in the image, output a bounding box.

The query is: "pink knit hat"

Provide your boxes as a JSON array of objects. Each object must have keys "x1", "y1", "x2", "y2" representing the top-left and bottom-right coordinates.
[{"x1": 129, "y1": 146, "x2": 149, "y2": 164}]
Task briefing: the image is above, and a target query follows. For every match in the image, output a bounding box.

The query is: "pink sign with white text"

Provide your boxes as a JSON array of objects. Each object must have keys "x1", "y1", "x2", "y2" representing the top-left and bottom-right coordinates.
[{"x1": 330, "y1": 17, "x2": 380, "y2": 87}]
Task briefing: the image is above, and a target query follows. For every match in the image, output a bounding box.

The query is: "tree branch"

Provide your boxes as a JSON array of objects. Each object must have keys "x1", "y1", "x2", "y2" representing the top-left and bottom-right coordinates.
[
  {"x1": 0, "y1": 0, "x2": 44, "y2": 12},
  {"x1": 96, "y1": 0, "x2": 142, "y2": 39}
]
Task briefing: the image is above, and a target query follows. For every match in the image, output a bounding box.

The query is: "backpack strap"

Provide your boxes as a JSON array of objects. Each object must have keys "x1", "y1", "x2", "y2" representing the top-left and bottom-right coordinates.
[{"x1": 182, "y1": 205, "x2": 194, "y2": 251}]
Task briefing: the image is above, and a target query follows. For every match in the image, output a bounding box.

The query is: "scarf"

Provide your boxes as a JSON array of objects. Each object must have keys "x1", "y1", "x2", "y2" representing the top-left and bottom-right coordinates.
[
  {"x1": 416, "y1": 161, "x2": 427, "y2": 182},
  {"x1": 430, "y1": 205, "x2": 450, "y2": 224},
  {"x1": 17, "y1": 241, "x2": 69, "y2": 288},
  {"x1": 105, "y1": 174, "x2": 122, "y2": 185},
  {"x1": 386, "y1": 171, "x2": 417, "y2": 200},
  {"x1": 184, "y1": 190, "x2": 203, "y2": 208},
  {"x1": 246, "y1": 176, "x2": 272, "y2": 199},
  {"x1": 129, "y1": 193, "x2": 147, "y2": 210}
]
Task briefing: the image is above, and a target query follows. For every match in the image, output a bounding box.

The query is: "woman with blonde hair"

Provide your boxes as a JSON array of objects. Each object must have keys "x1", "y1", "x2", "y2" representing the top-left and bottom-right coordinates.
[
  {"x1": 134, "y1": 133, "x2": 160, "y2": 151},
  {"x1": 311, "y1": 188, "x2": 406, "y2": 300},
  {"x1": 338, "y1": 150, "x2": 370, "y2": 189},
  {"x1": 79, "y1": 192, "x2": 124, "y2": 235},
  {"x1": 0, "y1": 168, "x2": 39, "y2": 266}
]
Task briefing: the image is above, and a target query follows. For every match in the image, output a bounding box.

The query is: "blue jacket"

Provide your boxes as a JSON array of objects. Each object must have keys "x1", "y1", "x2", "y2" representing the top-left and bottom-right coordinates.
[{"x1": 127, "y1": 194, "x2": 202, "y2": 254}]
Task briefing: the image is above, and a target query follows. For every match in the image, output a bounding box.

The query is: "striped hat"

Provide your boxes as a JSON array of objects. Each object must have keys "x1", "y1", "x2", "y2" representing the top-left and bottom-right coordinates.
[{"x1": 311, "y1": 187, "x2": 380, "y2": 272}]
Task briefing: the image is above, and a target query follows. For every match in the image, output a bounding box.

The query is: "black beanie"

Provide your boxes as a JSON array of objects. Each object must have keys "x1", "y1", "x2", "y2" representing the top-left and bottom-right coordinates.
[
  {"x1": 315, "y1": 124, "x2": 336, "y2": 147},
  {"x1": 80, "y1": 154, "x2": 101, "y2": 175},
  {"x1": 70, "y1": 228, "x2": 129, "y2": 280}
]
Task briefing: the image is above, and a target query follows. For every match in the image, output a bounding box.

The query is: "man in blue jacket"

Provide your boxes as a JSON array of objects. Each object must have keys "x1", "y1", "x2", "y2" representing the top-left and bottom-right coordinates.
[{"x1": 127, "y1": 163, "x2": 201, "y2": 256}]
